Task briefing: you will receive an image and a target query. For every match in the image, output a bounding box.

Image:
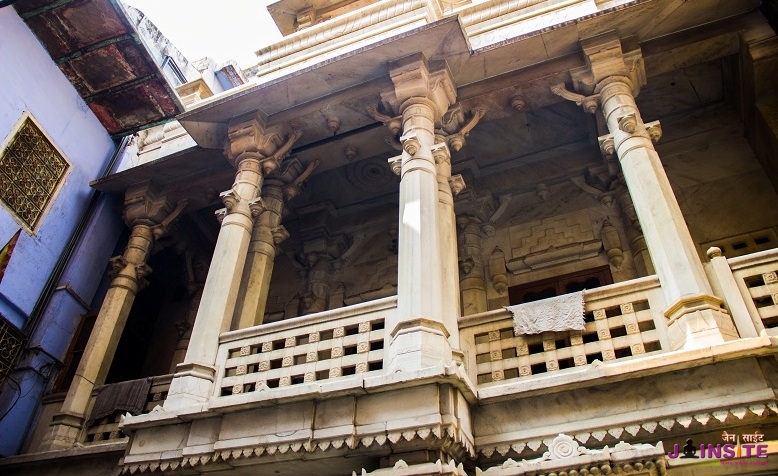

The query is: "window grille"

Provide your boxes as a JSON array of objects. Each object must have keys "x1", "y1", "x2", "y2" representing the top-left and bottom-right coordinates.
[
  {"x1": 0, "y1": 314, "x2": 25, "y2": 387},
  {"x1": 0, "y1": 115, "x2": 69, "y2": 230}
]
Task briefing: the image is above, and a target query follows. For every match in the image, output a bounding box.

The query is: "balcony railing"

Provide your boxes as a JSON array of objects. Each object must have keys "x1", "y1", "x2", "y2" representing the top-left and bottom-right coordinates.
[
  {"x1": 213, "y1": 297, "x2": 394, "y2": 399},
  {"x1": 84, "y1": 374, "x2": 172, "y2": 443},
  {"x1": 729, "y1": 248, "x2": 778, "y2": 333},
  {"x1": 459, "y1": 276, "x2": 670, "y2": 387}
]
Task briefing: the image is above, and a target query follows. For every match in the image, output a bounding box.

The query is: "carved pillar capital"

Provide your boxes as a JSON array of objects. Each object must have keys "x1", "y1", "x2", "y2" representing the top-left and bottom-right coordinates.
[
  {"x1": 571, "y1": 33, "x2": 646, "y2": 97},
  {"x1": 387, "y1": 53, "x2": 457, "y2": 121},
  {"x1": 122, "y1": 181, "x2": 174, "y2": 227},
  {"x1": 219, "y1": 121, "x2": 303, "y2": 225}
]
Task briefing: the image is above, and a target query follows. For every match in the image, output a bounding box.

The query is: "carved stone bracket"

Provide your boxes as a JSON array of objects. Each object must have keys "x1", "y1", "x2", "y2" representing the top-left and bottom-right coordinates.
[
  {"x1": 598, "y1": 135, "x2": 615, "y2": 156},
  {"x1": 400, "y1": 130, "x2": 421, "y2": 155},
  {"x1": 366, "y1": 104, "x2": 402, "y2": 136},
  {"x1": 550, "y1": 84, "x2": 600, "y2": 114},
  {"x1": 645, "y1": 120, "x2": 662, "y2": 143},
  {"x1": 436, "y1": 105, "x2": 487, "y2": 151},
  {"x1": 448, "y1": 174, "x2": 466, "y2": 196},
  {"x1": 388, "y1": 156, "x2": 402, "y2": 176}
]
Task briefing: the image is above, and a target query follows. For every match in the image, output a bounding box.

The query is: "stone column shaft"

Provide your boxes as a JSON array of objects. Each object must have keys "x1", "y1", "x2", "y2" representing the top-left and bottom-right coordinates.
[
  {"x1": 40, "y1": 222, "x2": 155, "y2": 450},
  {"x1": 384, "y1": 54, "x2": 458, "y2": 371},
  {"x1": 599, "y1": 76, "x2": 737, "y2": 348},
  {"x1": 458, "y1": 217, "x2": 487, "y2": 316},
  {"x1": 233, "y1": 183, "x2": 284, "y2": 329},
  {"x1": 396, "y1": 99, "x2": 445, "y2": 326},
  {"x1": 601, "y1": 79, "x2": 710, "y2": 299},
  {"x1": 433, "y1": 145, "x2": 462, "y2": 347},
  {"x1": 165, "y1": 120, "x2": 299, "y2": 410}
]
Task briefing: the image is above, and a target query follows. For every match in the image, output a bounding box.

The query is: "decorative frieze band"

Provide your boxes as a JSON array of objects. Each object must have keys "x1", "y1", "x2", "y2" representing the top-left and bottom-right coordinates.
[
  {"x1": 120, "y1": 423, "x2": 474, "y2": 474},
  {"x1": 478, "y1": 401, "x2": 777, "y2": 459}
]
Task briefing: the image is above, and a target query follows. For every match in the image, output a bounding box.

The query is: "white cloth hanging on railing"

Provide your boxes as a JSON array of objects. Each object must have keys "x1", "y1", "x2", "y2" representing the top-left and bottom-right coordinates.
[{"x1": 506, "y1": 290, "x2": 586, "y2": 335}]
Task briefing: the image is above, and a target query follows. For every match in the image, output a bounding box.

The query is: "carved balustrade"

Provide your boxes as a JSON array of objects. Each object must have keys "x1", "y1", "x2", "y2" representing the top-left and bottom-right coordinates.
[
  {"x1": 213, "y1": 297, "x2": 393, "y2": 399},
  {"x1": 459, "y1": 277, "x2": 670, "y2": 387},
  {"x1": 729, "y1": 248, "x2": 778, "y2": 333},
  {"x1": 83, "y1": 374, "x2": 172, "y2": 444}
]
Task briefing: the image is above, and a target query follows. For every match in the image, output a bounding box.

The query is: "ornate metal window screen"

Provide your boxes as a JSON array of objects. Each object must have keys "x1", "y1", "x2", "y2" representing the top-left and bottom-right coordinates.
[
  {"x1": 0, "y1": 314, "x2": 25, "y2": 387},
  {"x1": 0, "y1": 115, "x2": 69, "y2": 230}
]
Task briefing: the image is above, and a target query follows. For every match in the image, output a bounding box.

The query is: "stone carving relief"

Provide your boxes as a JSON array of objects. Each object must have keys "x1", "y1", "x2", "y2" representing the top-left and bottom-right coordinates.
[{"x1": 505, "y1": 210, "x2": 602, "y2": 274}]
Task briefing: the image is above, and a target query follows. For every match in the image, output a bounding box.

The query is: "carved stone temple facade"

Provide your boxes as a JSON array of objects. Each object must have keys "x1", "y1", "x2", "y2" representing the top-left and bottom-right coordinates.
[{"x1": 3, "y1": 0, "x2": 778, "y2": 475}]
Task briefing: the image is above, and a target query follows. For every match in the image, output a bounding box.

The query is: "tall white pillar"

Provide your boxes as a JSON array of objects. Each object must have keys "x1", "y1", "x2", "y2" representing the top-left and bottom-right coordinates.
[
  {"x1": 165, "y1": 119, "x2": 300, "y2": 410},
  {"x1": 383, "y1": 54, "x2": 458, "y2": 371},
  {"x1": 576, "y1": 35, "x2": 738, "y2": 350}
]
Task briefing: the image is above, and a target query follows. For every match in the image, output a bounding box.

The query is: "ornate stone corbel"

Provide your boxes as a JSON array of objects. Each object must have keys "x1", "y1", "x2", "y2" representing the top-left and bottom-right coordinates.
[
  {"x1": 282, "y1": 159, "x2": 320, "y2": 200},
  {"x1": 459, "y1": 257, "x2": 474, "y2": 275},
  {"x1": 263, "y1": 128, "x2": 303, "y2": 175},
  {"x1": 271, "y1": 225, "x2": 290, "y2": 245},
  {"x1": 431, "y1": 142, "x2": 450, "y2": 164},
  {"x1": 600, "y1": 219, "x2": 624, "y2": 269},
  {"x1": 135, "y1": 263, "x2": 153, "y2": 289},
  {"x1": 444, "y1": 107, "x2": 486, "y2": 151},
  {"x1": 598, "y1": 135, "x2": 615, "y2": 156},
  {"x1": 550, "y1": 84, "x2": 599, "y2": 113},
  {"x1": 248, "y1": 197, "x2": 266, "y2": 217},
  {"x1": 220, "y1": 189, "x2": 240, "y2": 210},
  {"x1": 387, "y1": 156, "x2": 402, "y2": 176},
  {"x1": 617, "y1": 112, "x2": 638, "y2": 133},
  {"x1": 366, "y1": 105, "x2": 402, "y2": 136},
  {"x1": 214, "y1": 208, "x2": 227, "y2": 224},
  {"x1": 448, "y1": 174, "x2": 466, "y2": 196},
  {"x1": 108, "y1": 256, "x2": 127, "y2": 277},
  {"x1": 399, "y1": 130, "x2": 420, "y2": 155},
  {"x1": 645, "y1": 120, "x2": 662, "y2": 143}
]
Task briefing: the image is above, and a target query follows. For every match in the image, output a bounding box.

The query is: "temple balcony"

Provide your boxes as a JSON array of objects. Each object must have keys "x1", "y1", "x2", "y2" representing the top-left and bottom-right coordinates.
[{"x1": 102, "y1": 248, "x2": 778, "y2": 474}]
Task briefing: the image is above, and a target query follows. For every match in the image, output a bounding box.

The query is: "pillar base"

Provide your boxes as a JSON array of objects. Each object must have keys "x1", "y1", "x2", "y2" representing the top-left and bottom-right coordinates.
[
  {"x1": 665, "y1": 293, "x2": 739, "y2": 350},
  {"x1": 163, "y1": 362, "x2": 216, "y2": 411},
  {"x1": 387, "y1": 318, "x2": 453, "y2": 372},
  {"x1": 38, "y1": 412, "x2": 85, "y2": 451}
]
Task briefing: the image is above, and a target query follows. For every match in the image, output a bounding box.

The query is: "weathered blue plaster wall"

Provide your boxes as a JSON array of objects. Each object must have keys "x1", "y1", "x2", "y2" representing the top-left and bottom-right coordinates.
[
  {"x1": 0, "y1": 6, "x2": 116, "y2": 328},
  {"x1": 0, "y1": 6, "x2": 126, "y2": 456}
]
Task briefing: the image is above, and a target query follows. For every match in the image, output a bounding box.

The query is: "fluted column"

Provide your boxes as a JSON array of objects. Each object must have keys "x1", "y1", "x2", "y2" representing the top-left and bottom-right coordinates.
[
  {"x1": 576, "y1": 35, "x2": 738, "y2": 349},
  {"x1": 165, "y1": 119, "x2": 300, "y2": 410},
  {"x1": 40, "y1": 183, "x2": 182, "y2": 450},
  {"x1": 384, "y1": 54, "x2": 457, "y2": 371}
]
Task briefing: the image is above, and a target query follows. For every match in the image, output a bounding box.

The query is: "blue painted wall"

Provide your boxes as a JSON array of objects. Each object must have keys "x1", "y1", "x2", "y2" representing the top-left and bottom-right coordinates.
[{"x1": 0, "y1": 6, "x2": 125, "y2": 456}]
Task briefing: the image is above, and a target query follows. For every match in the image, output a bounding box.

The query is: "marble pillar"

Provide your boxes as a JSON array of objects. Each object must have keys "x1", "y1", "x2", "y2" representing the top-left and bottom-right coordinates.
[
  {"x1": 579, "y1": 35, "x2": 738, "y2": 349},
  {"x1": 232, "y1": 180, "x2": 285, "y2": 329},
  {"x1": 165, "y1": 120, "x2": 300, "y2": 410},
  {"x1": 383, "y1": 54, "x2": 457, "y2": 371}
]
